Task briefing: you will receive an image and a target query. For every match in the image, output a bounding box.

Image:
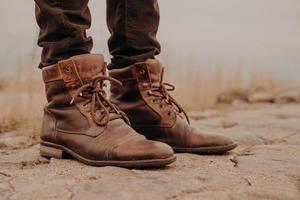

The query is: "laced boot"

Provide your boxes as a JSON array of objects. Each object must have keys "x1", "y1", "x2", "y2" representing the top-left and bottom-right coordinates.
[
  {"x1": 110, "y1": 59, "x2": 237, "y2": 154},
  {"x1": 40, "y1": 54, "x2": 176, "y2": 167}
]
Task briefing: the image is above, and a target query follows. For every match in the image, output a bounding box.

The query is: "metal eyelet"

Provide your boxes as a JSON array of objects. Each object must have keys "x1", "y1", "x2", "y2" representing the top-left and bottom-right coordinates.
[
  {"x1": 65, "y1": 66, "x2": 71, "y2": 73},
  {"x1": 139, "y1": 69, "x2": 145, "y2": 75}
]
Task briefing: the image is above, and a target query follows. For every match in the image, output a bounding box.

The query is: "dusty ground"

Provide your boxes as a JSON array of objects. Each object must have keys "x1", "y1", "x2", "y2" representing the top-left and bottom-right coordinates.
[{"x1": 1, "y1": 103, "x2": 300, "y2": 200}]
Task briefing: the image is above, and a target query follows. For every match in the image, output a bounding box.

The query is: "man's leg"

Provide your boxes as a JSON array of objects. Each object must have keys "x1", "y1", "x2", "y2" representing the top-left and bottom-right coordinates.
[
  {"x1": 35, "y1": 0, "x2": 93, "y2": 68},
  {"x1": 106, "y1": 0, "x2": 161, "y2": 69},
  {"x1": 108, "y1": 0, "x2": 237, "y2": 154},
  {"x1": 35, "y1": 0, "x2": 175, "y2": 167}
]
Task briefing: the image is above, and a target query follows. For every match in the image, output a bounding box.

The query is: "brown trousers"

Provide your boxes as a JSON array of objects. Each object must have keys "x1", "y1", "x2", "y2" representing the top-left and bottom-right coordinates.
[{"x1": 35, "y1": 0, "x2": 161, "y2": 69}]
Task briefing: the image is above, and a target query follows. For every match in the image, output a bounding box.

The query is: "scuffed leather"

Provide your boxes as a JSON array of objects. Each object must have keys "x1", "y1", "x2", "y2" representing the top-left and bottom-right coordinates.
[
  {"x1": 110, "y1": 60, "x2": 176, "y2": 127},
  {"x1": 110, "y1": 59, "x2": 235, "y2": 149},
  {"x1": 41, "y1": 54, "x2": 174, "y2": 162}
]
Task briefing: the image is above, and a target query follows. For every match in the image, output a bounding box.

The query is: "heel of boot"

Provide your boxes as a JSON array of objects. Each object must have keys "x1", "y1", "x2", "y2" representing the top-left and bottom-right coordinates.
[{"x1": 40, "y1": 144, "x2": 64, "y2": 159}]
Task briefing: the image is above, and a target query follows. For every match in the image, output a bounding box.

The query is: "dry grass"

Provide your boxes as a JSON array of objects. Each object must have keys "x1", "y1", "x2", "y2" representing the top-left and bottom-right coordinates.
[
  {"x1": 0, "y1": 47, "x2": 45, "y2": 135},
  {"x1": 167, "y1": 67, "x2": 224, "y2": 110},
  {"x1": 0, "y1": 74, "x2": 44, "y2": 135},
  {"x1": 248, "y1": 72, "x2": 285, "y2": 92},
  {"x1": 166, "y1": 67, "x2": 286, "y2": 110},
  {"x1": 158, "y1": 49, "x2": 288, "y2": 110}
]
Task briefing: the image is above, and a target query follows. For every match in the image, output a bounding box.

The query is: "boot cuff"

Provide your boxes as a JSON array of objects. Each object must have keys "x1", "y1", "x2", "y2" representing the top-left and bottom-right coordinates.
[
  {"x1": 109, "y1": 59, "x2": 163, "y2": 84},
  {"x1": 42, "y1": 54, "x2": 105, "y2": 83}
]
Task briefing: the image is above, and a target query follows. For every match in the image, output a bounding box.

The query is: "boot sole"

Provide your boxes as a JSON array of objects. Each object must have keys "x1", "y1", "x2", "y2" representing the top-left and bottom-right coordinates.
[
  {"x1": 40, "y1": 141, "x2": 176, "y2": 168},
  {"x1": 172, "y1": 143, "x2": 237, "y2": 154}
]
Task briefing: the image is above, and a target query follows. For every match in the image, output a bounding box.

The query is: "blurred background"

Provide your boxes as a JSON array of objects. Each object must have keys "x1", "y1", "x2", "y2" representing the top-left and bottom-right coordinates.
[{"x1": 1, "y1": 0, "x2": 300, "y2": 133}]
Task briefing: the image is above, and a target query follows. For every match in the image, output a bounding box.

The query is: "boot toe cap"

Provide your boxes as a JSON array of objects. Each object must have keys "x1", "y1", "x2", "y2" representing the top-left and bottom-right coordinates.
[
  {"x1": 189, "y1": 128, "x2": 236, "y2": 148},
  {"x1": 113, "y1": 138, "x2": 174, "y2": 161}
]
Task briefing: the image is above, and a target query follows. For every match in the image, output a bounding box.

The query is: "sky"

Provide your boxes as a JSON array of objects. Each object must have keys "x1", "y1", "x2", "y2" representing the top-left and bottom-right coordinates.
[{"x1": 0, "y1": 0, "x2": 300, "y2": 83}]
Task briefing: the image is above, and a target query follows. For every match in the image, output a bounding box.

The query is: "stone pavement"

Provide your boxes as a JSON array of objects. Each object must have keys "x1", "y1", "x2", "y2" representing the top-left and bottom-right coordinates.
[{"x1": 1, "y1": 104, "x2": 300, "y2": 200}]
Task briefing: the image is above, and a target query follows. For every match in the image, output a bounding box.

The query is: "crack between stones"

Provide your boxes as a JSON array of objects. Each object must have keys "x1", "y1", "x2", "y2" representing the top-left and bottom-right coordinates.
[
  {"x1": 256, "y1": 132, "x2": 298, "y2": 145},
  {"x1": 0, "y1": 171, "x2": 11, "y2": 177},
  {"x1": 229, "y1": 146, "x2": 255, "y2": 169},
  {"x1": 242, "y1": 177, "x2": 252, "y2": 186},
  {"x1": 7, "y1": 179, "x2": 16, "y2": 200},
  {"x1": 65, "y1": 186, "x2": 75, "y2": 200},
  {"x1": 166, "y1": 188, "x2": 205, "y2": 200},
  {"x1": 229, "y1": 155, "x2": 239, "y2": 168}
]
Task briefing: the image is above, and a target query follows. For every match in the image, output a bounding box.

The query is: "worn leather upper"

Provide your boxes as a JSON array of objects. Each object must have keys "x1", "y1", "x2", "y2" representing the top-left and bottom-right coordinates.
[
  {"x1": 110, "y1": 59, "x2": 178, "y2": 127},
  {"x1": 110, "y1": 59, "x2": 235, "y2": 149},
  {"x1": 41, "y1": 54, "x2": 174, "y2": 161}
]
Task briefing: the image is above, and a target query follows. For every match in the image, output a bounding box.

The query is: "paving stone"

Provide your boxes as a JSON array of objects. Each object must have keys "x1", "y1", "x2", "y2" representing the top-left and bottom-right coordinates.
[{"x1": 1, "y1": 104, "x2": 300, "y2": 200}]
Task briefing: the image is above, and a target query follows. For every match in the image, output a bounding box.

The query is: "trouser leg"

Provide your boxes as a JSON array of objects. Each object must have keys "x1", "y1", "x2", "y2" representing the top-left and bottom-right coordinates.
[
  {"x1": 35, "y1": 0, "x2": 93, "y2": 68},
  {"x1": 106, "y1": 0, "x2": 161, "y2": 69}
]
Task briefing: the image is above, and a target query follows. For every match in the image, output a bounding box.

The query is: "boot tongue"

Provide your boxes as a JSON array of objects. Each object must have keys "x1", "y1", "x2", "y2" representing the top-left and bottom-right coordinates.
[
  {"x1": 145, "y1": 59, "x2": 163, "y2": 84},
  {"x1": 58, "y1": 54, "x2": 105, "y2": 85}
]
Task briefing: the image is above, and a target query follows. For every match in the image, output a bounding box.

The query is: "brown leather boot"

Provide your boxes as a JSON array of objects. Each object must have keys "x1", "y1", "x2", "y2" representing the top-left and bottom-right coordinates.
[
  {"x1": 110, "y1": 59, "x2": 237, "y2": 154},
  {"x1": 40, "y1": 54, "x2": 176, "y2": 167}
]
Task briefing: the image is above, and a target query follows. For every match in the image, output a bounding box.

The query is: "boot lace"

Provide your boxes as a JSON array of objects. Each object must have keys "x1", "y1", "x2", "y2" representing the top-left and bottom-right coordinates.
[
  {"x1": 70, "y1": 75, "x2": 130, "y2": 126},
  {"x1": 146, "y1": 68, "x2": 190, "y2": 124}
]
